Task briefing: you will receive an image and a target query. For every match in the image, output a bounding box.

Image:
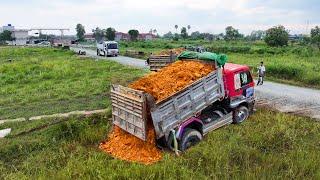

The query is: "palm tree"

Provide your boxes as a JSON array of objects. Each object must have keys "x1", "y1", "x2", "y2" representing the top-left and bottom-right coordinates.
[
  {"x1": 175, "y1": 25, "x2": 178, "y2": 33},
  {"x1": 187, "y1": 25, "x2": 191, "y2": 33}
]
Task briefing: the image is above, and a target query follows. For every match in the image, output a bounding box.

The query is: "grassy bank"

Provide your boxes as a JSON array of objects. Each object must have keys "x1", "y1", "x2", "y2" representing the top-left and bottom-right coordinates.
[
  {"x1": 0, "y1": 108, "x2": 319, "y2": 179},
  {"x1": 0, "y1": 47, "x2": 146, "y2": 119},
  {"x1": 118, "y1": 39, "x2": 320, "y2": 89}
]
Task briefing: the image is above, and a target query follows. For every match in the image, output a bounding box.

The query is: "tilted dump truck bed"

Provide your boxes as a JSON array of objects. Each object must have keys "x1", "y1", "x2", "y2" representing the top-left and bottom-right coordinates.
[
  {"x1": 110, "y1": 66, "x2": 225, "y2": 141},
  {"x1": 150, "y1": 68, "x2": 225, "y2": 139}
]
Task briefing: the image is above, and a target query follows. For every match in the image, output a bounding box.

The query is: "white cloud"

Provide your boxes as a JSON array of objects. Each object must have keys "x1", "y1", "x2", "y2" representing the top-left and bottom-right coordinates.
[{"x1": 0, "y1": 0, "x2": 318, "y2": 35}]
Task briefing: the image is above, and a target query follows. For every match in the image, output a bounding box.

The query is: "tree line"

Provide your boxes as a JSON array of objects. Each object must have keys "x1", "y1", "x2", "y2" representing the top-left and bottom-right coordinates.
[
  {"x1": 75, "y1": 23, "x2": 320, "y2": 48},
  {"x1": 163, "y1": 24, "x2": 320, "y2": 48},
  {"x1": 76, "y1": 24, "x2": 142, "y2": 42}
]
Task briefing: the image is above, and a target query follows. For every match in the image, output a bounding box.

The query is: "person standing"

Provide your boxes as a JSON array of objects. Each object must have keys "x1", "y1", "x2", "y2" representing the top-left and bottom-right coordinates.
[{"x1": 257, "y1": 61, "x2": 266, "y2": 85}]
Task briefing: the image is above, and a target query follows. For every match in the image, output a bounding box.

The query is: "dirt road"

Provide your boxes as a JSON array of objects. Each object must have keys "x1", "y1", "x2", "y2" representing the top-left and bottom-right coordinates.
[
  {"x1": 255, "y1": 81, "x2": 320, "y2": 119},
  {"x1": 70, "y1": 47, "x2": 148, "y2": 69},
  {"x1": 71, "y1": 47, "x2": 320, "y2": 120}
]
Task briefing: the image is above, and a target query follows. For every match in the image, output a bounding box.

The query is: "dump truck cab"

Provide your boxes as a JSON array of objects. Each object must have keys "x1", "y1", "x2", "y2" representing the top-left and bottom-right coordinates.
[
  {"x1": 223, "y1": 63, "x2": 255, "y2": 116},
  {"x1": 169, "y1": 63, "x2": 255, "y2": 151},
  {"x1": 97, "y1": 41, "x2": 119, "y2": 57}
]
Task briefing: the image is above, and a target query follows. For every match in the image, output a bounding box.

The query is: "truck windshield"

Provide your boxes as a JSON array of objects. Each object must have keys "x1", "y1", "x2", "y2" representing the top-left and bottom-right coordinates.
[{"x1": 107, "y1": 43, "x2": 118, "y2": 49}]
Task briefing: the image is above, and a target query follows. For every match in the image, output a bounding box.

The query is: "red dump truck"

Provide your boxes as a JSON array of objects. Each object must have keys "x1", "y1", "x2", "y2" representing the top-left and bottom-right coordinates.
[{"x1": 111, "y1": 61, "x2": 255, "y2": 151}]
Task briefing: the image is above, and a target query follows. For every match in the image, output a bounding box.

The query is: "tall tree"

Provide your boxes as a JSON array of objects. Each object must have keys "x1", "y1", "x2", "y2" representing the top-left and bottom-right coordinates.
[
  {"x1": 128, "y1": 29, "x2": 139, "y2": 41},
  {"x1": 163, "y1": 31, "x2": 174, "y2": 39},
  {"x1": 264, "y1": 25, "x2": 289, "y2": 47},
  {"x1": 202, "y1": 33, "x2": 214, "y2": 41},
  {"x1": 105, "y1": 27, "x2": 116, "y2": 41},
  {"x1": 311, "y1": 26, "x2": 320, "y2": 49},
  {"x1": 0, "y1": 30, "x2": 14, "y2": 43},
  {"x1": 153, "y1": 29, "x2": 157, "y2": 34},
  {"x1": 181, "y1": 27, "x2": 188, "y2": 39},
  {"x1": 190, "y1": 31, "x2": 201, "y2": 40},
  {"x1": 92, "y1": 27, "x2": 105, "y2": 42},
  {"x1": 249, "y1": 30, "x2": 266, "y2": 41},
  {"x1": 76, "y1": 24, "x2": 86, "y2": 41},
  {"x1": 225, "y1": 26, "x2": 241, "y2": 41},
  {"x1": 175, "y1": 25, "x2": 178, "y2": 33}
]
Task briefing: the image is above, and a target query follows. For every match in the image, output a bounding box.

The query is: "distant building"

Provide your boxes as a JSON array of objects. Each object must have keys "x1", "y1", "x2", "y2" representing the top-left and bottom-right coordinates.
[
  {"x1": 115, "y1": 32, "x2": 129, "y2": 41},
  {"x1": 138, "y1": 33, "x2": 156, "y2": 40},
  {"x1": 288, "y1": 34, "x2": 303, "y2": 41},
  {"x1": 0, "y1": 24, "x2": 15, "y2": 32},
  {"x1": 84, "y1": 33, "x2": 95, "y2": 41},
  {"x1": 115, "y1": 32, "x2": 156, "y2": 41},
  {"x1": 0, "y1": 24, "x2": 30, "y2": 45},
  {"x1": 11, "y1": 29, "x2": 29, "y2": 45}
]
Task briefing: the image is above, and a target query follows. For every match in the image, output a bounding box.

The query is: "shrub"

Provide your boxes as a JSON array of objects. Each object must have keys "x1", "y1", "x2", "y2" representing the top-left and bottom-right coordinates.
[
  {"x1": 265, "y1": 25, "x2": 289, "y2": 47},
  {"x1": 268, "y1": 64, "x2": 304, "y2": 80}
]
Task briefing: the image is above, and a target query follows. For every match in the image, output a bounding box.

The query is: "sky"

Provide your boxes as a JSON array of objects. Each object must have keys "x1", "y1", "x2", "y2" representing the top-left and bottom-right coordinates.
[{"x1": 0, "y1": 0, "x2": 319, "y2": 35}]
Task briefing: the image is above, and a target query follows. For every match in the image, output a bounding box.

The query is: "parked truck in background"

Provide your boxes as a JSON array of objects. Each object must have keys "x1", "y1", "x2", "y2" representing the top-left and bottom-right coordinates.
[
  {"x1": 147, "y1": 46, "x2": 206, "y2": 71},
  {"x1": 97, "y1": 41, "x2": 119, "y2": 57},
  {"x1": 148, "y1": 51, "x2": 177, "y2": 71},
  {"x1": 111, "y1": 61, "x2": 255, "y2": 151}
]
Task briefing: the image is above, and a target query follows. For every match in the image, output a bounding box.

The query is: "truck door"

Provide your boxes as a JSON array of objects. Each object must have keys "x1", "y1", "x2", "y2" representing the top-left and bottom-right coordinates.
[{"x1": 234, "y1": 70, "x2": 254, "y2": 98}]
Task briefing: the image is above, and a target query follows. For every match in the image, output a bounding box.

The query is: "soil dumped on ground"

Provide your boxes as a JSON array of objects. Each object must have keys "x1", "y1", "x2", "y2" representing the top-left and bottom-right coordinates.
[
  {"x1": 154, "y1": 48, "x2": 185, "y2": 56},
  {"x1": 99, "y1": 60, "x2": 215, "y2": 165},
  {"x1": 99, "y1": 125, "x2": 162, "y2": 165},
  {"x1": 130, "y1": 60, "x2": 215, "y2": 102}
]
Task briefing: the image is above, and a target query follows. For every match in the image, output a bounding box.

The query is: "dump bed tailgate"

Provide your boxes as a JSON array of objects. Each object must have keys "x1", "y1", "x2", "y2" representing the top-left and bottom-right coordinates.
[
  {"x1": 110, "y1": 85, "x2": 148, "y2": 141},
  {"x1": 149, "y1": 55, "x2": 176, "y2": 71}
]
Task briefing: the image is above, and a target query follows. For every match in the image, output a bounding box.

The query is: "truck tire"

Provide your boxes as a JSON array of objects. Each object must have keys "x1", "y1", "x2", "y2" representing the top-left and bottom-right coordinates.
[
  {"x1": 179, "y1": 128, "x2": 202, "y2": 151},
  {"x1": 97, "y1": 49, "x2": 99, "y2": 56},
  {"x1": 233, "y1": 106, "x2": 249, "y2": 124}
]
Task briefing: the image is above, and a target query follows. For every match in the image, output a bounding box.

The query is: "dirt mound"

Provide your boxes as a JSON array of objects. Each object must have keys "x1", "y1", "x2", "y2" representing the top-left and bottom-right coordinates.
[
  {"x1": 100, "y1": 60, "x2": 215, "y2": 165},
  {"x1": 154, "y1": 48, "x2": 185, "y2": 56},
  {"x1": 130, "y1": 60, "x2": 215, "y2": 102},
  {"x1": 99, "y1": 125, "x2": 162, "y2": 165}
]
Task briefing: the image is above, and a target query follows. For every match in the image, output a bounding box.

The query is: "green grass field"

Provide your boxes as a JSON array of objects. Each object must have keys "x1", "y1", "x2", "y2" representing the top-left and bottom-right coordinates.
[
  {"x1": 1, "y1": 47, "x2": 320, "y2": 179},
  {"x1": 0, "y1": 47, "x2": 146, "y2": 119},
  {"x1": 118, "y1": 39, "x2": 320, "y2": 88},
  {"x1": 0, "y1": 109, "x2": 319, "y2": 179}
]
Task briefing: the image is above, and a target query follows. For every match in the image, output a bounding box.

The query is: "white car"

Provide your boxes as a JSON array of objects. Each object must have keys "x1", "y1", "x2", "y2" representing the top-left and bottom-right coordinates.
[
  {"x1": 97, "y1": 41, "x2": 119, "y2": 57},
  {"x1": 37, "y1": 41, "x2": 51, "y2": 47}
]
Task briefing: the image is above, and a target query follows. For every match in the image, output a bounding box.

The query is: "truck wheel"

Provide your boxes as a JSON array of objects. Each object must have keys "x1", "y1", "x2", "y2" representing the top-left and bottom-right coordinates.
[
  {"x1": 233, "y1": 106, "x2": 249, "y2": 124},
  {"x1": 179, "y1": 128, "x2": 202, "y2": 151},
  {"x1": 97, "y1": 49, "x2": 99, "y2": 56}
]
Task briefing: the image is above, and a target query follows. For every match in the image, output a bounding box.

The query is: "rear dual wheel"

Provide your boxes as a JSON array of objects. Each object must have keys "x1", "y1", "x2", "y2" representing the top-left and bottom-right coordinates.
[
  {"x1": 179, "y1": 128, "x2": 202, "y2": 151},
  {"x1": 167, "y1": 128, "x2": 202, "y2": 152}
]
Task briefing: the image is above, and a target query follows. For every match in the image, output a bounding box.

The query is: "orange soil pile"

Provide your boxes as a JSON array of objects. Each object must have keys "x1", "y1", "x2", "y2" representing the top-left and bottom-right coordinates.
[
  {"x1": 99, "y1": 60, "x2": 214, "y2": 165},
  {"x1": 99, "y1": 126, "x2": 162, "y2": 165},
  {"x1": 154, "y1": 47, "x2": 185, "y2": 56},
  {"x1": 129, "y1": 60, "x2": 215, "y2": 102}
]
